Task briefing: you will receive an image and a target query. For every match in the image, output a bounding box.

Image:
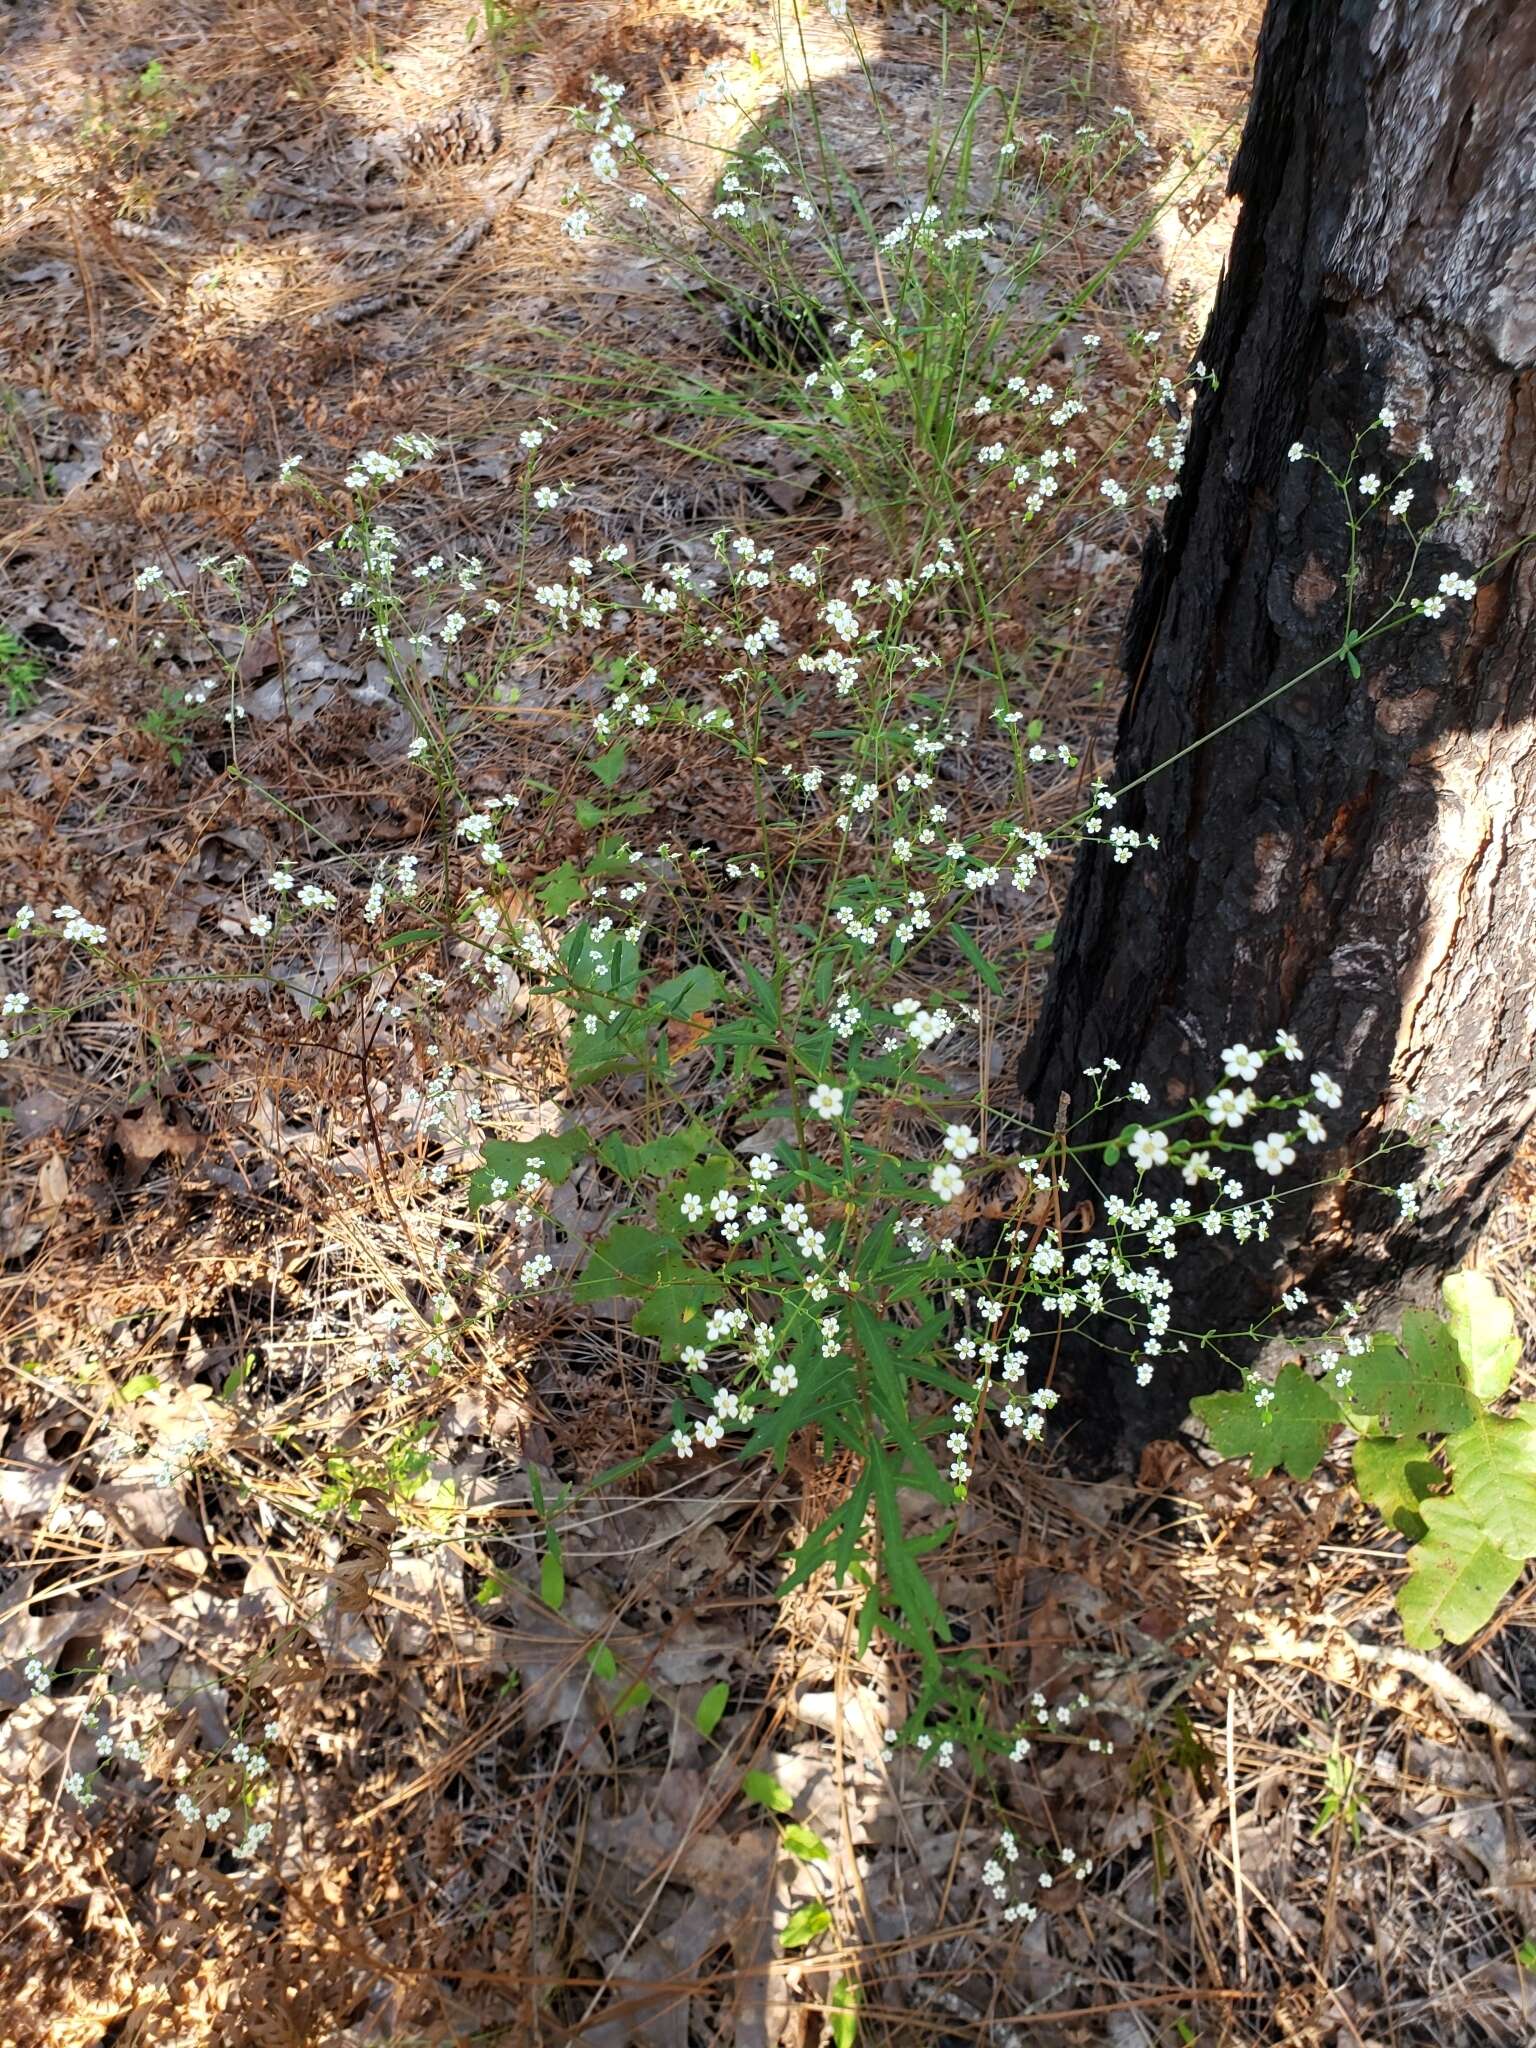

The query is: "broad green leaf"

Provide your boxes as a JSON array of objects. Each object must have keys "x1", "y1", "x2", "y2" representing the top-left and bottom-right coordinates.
[
  {"x1": 590, "y1": 738, "x2": 628, "y2": 788},
  {"x1": 779, "y1": 1901, "x2": 832, "y2": 1950},
  {"x1": 742, "y1": 1769, "x2": 793, "y2": 1814},
  {"x1": 469, "y1": 1129, "x2": 589, "y2": 1212},
  {"x1": 1443, "y1": 1405, "x2": 1536, "y2": 1559},
  {"x1": 536, "y1": 860, "x2": 584, "y2": 917},
  {"x1": 656, "y1": 1149, "x2": 737, "y2": 1234},
  {"x1": 1346, "y1": 1316, "x2": 1477, "y2": 1438},
  {"x1": 781, "y1": 1823, "x2": 828, "y2": 1862},
  {"x1": 631, "y1": 1266, "x2": 725, "y2": 1358},
  {"x1": 694, "y1": 1680, "x2": 729, "y2": 1737},
  {"x1": 1442, "y1": 1270, "x2": 1521, "y2": 1402},
  {"x1": 587, "y1": 1643, "x2": 618, "y2": 1681},
  {"x1": 1192, "y1": 1364, "x2": 1342, "y2": 1480},
  {"x1": 830, "y1": 1977, "x2": 862, "y2": 2047},
  {"x1": 599, "y1": 1122, "x2": 717, "y2": 1182},
  {"x1": 1352, "y1": 1434, "x2": 1436, "y2": 1540},
  {"x1": 649, "y1": 964, "x2": 722, "y2": 1020},
  {"x1": 573, "y1": 1223, "x2": 678, "y2": 1298},
  {"x1": 539, "y1": 1543, "x2": 565, "y2": 1613},
  {"x1": 1398, "y1": 1495, "x2": 1523, "y2": 1649},
  {"x1": 120, "y1": 1372, "x2": 160, "y2": 1399}
]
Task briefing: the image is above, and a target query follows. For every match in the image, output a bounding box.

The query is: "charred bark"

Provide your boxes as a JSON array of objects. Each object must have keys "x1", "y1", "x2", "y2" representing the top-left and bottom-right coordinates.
[{"x1": 1019, "y1": 0, "x2": 1536, "y2": 1458}]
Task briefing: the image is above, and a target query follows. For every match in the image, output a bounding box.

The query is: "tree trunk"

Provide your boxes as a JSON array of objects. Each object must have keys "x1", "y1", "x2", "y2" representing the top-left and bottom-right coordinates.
[{"x1": 1019, "y1": 0, "x2": 1536, "y2": 1459}]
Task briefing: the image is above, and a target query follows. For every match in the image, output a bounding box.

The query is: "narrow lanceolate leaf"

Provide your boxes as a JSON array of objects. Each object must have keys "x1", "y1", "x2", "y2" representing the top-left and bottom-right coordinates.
[
  {"x1": 539, "y1": 1544, "x2": 566, "y2": 1613},
  {"x1": 1396, "y1": 1495, "x2": 1524, "y2": 1651},
  {"x1": 1192, "y1": 1364, "x2": 1341, "y2": 1480},
  {"x1": 1352, "y1": 1434, "x2": 1436, "y2": 1541},
  {"x1": 1442, "y1": 1405, "x2": 1536, "y2": 1560},
  {"x1": 1441, "y1": 1269, "x2": 1522, "y2": 1403},
  {"x1": 694, "y1": 1680, "x2": 729, "y2": 1738},
  {"x1": 829, "y1": 1977, "x2": 862, "y2": 2046}
]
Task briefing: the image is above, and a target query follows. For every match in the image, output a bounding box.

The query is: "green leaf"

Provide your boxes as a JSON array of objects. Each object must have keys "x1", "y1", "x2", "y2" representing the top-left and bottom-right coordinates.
[
  {"x1": 779, "y1": 1901, "x2": 832, "y2": 1951},
  {"x1": 829, "y1": 1977, "x2": 861, "y2": 2047},
  {"x1": 539, "y1": 1542, "x2": 566, "y2": 1613},
  {"x1": 632, "y1": 1266, "x2": 725, "y2": 1358},
  {"x1": 1347, "y1": 1314, "x2": 1478, "y2": 1438},
  {"x1": 1192, "y1": 1364, "x2": 1342, "y2": 1480},
  {"x1": 536, "y1": 860, "x2": 585, "y2": 917},
  {"x1": 599, "y1": 1122, "x2": 717, "y2": 1182},
  {"x1": 379, "y1": 926, "x2": 440, "y2": 952},
  {"x1": 950, "y1": 920, "x2": 1003, "y2": 995},
  {"x1": 1443, "y1": 1405, "x2": 1536, "y2": 1559},
  {"x1": 694, "y1": 1680, "x2": 729, "y2": 1737},
  {"x1": 1352, "y1": 1435, "x2": 1436, "y2": 1540},
  {"x1": 468, "y1": 1128, "x2": 589, "y2": 1212},
  {"x1": 588, "y1": 1643, "x2": 618, "y2": 1681},
  {"x1": 781, "y1": 1822, "x2": 828, "y2": 1862},
  {"x1": 613, "y1": 1679, "x2": 651, "y2": 1718},
  {"x1": 574, "y1": 1222, "x2": 672, "y2": 1292},
  {"x1": 120, "y1": 1372, "x2": 160, "y2": 1400},
  {"x1": 742, "y1": 1769, "x2": 793, "y2": 1814},
  {"x1": 649, "y1": 964, "x2": 722, "y2": 1020},
  {"x1": 590, "y1": 738, "x2": 628, "y2": 788},
  {"x1": 1397, "y1": 1495, "x2": 1523, "y2": 1650},
  {"x1": 1442, "y1": 1269, "x2": 1521, "y2": 1403}
]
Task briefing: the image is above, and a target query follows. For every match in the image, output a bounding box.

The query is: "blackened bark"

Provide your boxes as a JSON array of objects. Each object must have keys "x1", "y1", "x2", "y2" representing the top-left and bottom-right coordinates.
[{"x1": 1020, "y1": 0, "x2": 1536, "y2": 1456}]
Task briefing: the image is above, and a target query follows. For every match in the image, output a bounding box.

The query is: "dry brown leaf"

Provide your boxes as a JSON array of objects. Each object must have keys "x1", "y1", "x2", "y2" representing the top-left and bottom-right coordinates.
[{"x1": 105, "y1": 1097, "x2": 201, "y2": 1189}]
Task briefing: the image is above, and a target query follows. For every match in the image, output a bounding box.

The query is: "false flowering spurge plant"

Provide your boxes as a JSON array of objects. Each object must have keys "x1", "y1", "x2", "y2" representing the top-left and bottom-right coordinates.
[
  {"x1": 9, "y1": 402, "x2": 1499, "y2": 1744},
  {"x1": 559, "y1": 58, "x2": 1198, "y2": 556},
  {"x1": 439, "y1": 493, "x2": 1477, "y2": 1752},
  {"x1": 19, "y1": 1654, "x2": 283, "y2": 1863},
  {"x1": 1194, "y1": 1270, "x2": 1534, "y2": 1652}
]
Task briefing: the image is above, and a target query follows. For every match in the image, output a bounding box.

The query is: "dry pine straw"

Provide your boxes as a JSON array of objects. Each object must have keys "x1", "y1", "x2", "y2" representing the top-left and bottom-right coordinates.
[{"x1": 3, "y1": 0, "x2": 1536, "y2": 2043}]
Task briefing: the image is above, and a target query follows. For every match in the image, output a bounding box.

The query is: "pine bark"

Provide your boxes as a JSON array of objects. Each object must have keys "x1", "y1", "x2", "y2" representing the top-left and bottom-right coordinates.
[{"x1": 1019, "y1": 0, "x2": 1536, "y2": 1456}]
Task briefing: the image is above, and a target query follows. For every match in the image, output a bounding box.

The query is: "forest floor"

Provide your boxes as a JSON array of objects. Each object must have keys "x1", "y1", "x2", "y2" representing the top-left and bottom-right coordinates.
[{"x1": 3, "y1": 1, "x2": 1536, "y2": 2044}]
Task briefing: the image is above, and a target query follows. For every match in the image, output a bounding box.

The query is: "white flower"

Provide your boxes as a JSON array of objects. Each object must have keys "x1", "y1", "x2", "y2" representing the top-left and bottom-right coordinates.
[
  {"x1": 1181, "y1": 1149, "x2": 1212, "y2": 1185},
  {"x1": 1298, "y1": 1110, "x2": 1326, "y2": 1144},
  {"x1": 1287, "y1": 442, "x2": 1305, "y2": 462},
  {"x1": 930, "y1": 1161, "x2": 965, "y2": 1202},
  {"x1": 1273, "y1": 1029, "x2": 1303, "y2": 1061},
  {"x1": 1126, "y1": 1127, "x2": 1170, "y2": 1171},
  {"x1": 1221, "y1": 1043, "x2": 1263, "y2": 1082},
  {"x1": 1310, "y1": 1070, "x2": 1343, "y2": 1109},
  {"x1": 1205, "y1": 1088, "x2": 1252, "y2": 1129},
  {"x1": 942, "y1": 1123, "x2": 979, "y2": 1161},
  {"x1": 1252, "y1": 1132, "x2": 1296, "y2": 1176},
  {"x1": 808, "y1": 1083, "x2": 844, "y2": 1120},
  {"x1": 1357, "y1": 472, "x2": 1380, "y2": 497}
]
